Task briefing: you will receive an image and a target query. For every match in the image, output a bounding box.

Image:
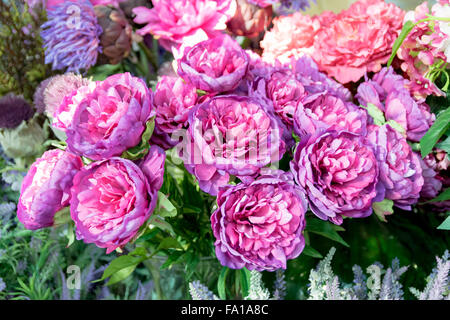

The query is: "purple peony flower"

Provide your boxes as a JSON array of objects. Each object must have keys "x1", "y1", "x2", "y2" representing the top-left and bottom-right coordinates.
[
  {"x1": 181, "y1": 95, "x2": 286, "y2": 195},
  {"x1": 177, "y1": 34, "x2": 249, "y2": 93},
  {"x1": 17, "y1": 149, "x2": 83, "y2": 230},
  {"x1": 419, "y1": 156, "x2": 443, "y2": 200},
  {"x1": 70, "y1": 146, "x2": 165, "y2": 253},
  {"x1": 150, "y1": 76, "x2": 198, "y2": 150},
  {"x1": 40, "y1": 0, "x2": 102, "y2": 73},
  {"x1": 254, "y1": 67, "x2": 307, "y2": 128},
  {"x1": 211, "y1": 169, "x2": 307, "y2": 271},
  {"x1": 65, "y1": 72, "x2": 154, "y2": 161},
  {"x1": 291, "y1": 56, "x2": 352, "y2": 102},
  {"x1": 356, "y1": 67, "x2": 435, "y2": 142},
  {"x1": 0, "y1": 94, "x2": 34, "y2": 129},
  {"x1": 290, "y1": 130, "x2": 383, "y2": 225},
  {"x1": 367, "y1": 124, "x2": 424, "y2": 210},
  {"x1": 294, "y1": 91, "x2": 367, "y2": 139}
]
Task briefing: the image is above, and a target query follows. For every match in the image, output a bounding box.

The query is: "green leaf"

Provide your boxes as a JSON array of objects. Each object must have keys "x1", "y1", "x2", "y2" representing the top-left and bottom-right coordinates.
[
  {"x1": 149, "y1": 215, "x2": 176, "y2": 236},
  {"x1": 107, "y1": 265, "x2": 138, "y2": 286},
  {"x1": 429, "y1": 188, "x2": 450, "y2": 203},
  {"x1": 52, "y1": 207, "x2": 71, "y2": 227},
  {"x1": 240, "y1": 268, "x2": 252, "y2": 298},
  {"x1": 437, "y1": 215, "x2": 450, "y2": 230},
  {"x1": 386, "y1": 120, "x2": 406, "y2": 136},
  {"x1": 155, "y1": 237, "x2": 182, "y2": 252},
  {"x1": 156, "y1": 192, "x2": 177, "y2": 218},
  {"x1": 372, "y1": 199, "x2": 394, "y2": 223},
  {"x1": 436, "y1": 135, "x2": 450, "y2": 154},
  {"x1": 217, "y1": 267, "x2": 230, "y2": 300},
  {"x1": 121, "y1": 118, "x2": 155, "y2": 160},
  {"x1": 160, "y1": 251, "x2": 184, "y2": 270},
  {"x1": 420, "y1": 107, "x2": 450, "y2": 158},
  {"x1": 387, "y1": 20, "x2": 415, "y2": 67},
  {"x1": 305, "y1": 218, "x2": 349, "y2": 247},
  {"x1": 361, "y1": 103, "x2": 386, "y2": 125},
  {"x1": 302, "y1": 245, "x2": 323, "y2": 259},
  {"x1": 96, "y1": 255, "x2": 146, "y2": 283},
  {"x1": 65, "y1": 223, "x2": 75, "y2": 248}
]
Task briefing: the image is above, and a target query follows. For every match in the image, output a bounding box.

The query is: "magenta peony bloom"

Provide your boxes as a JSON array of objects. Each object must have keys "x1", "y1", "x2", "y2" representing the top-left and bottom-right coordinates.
[
  {"x1": 64, "y1": 73, "x2": 154, "y2": 160},
  {"x1": 419, "y1": 155, "x2": 442, "y2": 200},
  {"x1": 294, "y1": 92, "x2": 367, "y2": 139},
  {"x1": 177, "y1": 35, "x2": 249, "y2": 94},
  {"x1": 133, "y1": 0, "x2": 236, "y2": 51},
  {"x1": 313, "y1": 0, "x2": 404, "y2": 83},
  {"x1": 181, "y1": 95, "x2": 286, "y2": 195},
  {"x1": 70, "y1": 146, "x2": 165, "y2": 253},
  {"x1": 255, "y1": 68, "x2": 307, "y2": 128},
  {"x1": 17, "y1": 149, "x2": 83, "y2": 230},
  {"x1": 150, "y1": 76, "x2": 198, "y2": 150},
  {"x1": 367, "y1": 124, "x2": 424, "y2": 210},
  {"x1": 356, "y1": 67, "x2": 435, "y2": 142},
  {"x1": 290, "y1": 130, "x2": 383, "y2": 225},
  {"x1": 211, "y1": 169, "x2": 307, "y2": 271},
  {"x1": 52, "y1": 82, "x2": 97, "y2": 132}
]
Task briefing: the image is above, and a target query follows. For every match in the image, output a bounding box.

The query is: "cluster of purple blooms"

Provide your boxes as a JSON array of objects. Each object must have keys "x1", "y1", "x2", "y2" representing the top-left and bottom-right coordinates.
[{"x1": 19, "y1": 29, "x2": 444, "y2": 271}]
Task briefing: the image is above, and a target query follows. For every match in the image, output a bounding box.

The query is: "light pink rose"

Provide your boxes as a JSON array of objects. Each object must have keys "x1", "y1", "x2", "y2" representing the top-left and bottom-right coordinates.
[{"x1": 314, "y1": 0, "x2": 404, "y2": 83}]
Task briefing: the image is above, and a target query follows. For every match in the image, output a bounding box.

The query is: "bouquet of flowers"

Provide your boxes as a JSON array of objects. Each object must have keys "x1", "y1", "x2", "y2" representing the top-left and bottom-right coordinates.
[{"x1": 1, "y1": 0, "x2": 449, "y2": 300}]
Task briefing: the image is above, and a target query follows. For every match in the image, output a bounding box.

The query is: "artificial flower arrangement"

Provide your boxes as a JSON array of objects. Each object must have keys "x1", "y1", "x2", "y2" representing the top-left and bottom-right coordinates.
[{"x1": 0, "y1": 0, "x2": 449, "y2": 298}]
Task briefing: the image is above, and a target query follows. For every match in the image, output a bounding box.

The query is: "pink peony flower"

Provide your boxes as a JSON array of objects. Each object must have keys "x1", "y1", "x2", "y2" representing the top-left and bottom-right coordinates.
[
  {"x1": 260, "y1": 11, "x2": 320, "y2": 64},
  {"x1": 64, "y1": 72, "x2": 154, "y2": 160},
  {"x1": 290, "y1": 130, "x2": 383, "y2": 225},
  {"x1": 177, "y1": 34, "x2": 249, "y2": 94},
  {"x1": 53, "y1": 81, "x2": 97, "y2": 131},
  {"x1": 211, "y1": 169, "x2": 307, "y2": 271},
  {"x1": 357, "y1": 67, "x2": 435, "y2": 142},
  {"x1": 294, "y1": 92, "x2": 367, "y2": 139},
  {"x1": 150, "y1": 76, "x2": 198, "y2": 150},
  {"x1": 181, "y1": 95, "x2": 286, "y2": 195},
  {"x1": 17, "y1": 149, "x2": 83, "y2": 230},
  {"x1": 313, "y1": 0, "x2": 404, "y2": 83},
  {"x1": 397, "y1": 2, "x2": 448, "y2": 99},
  {"x1": 255, "y1": 68, "x2": 307, "y2": 128},
  {"x1": 133, "y1": 0, "x2": 236, "y2": 51},
  {"x1": 70, "y1": 146, "x2": 165, "y2": 253},
  {"x1": 367, "y1": 124, "x2": 424, "y2": 210}
]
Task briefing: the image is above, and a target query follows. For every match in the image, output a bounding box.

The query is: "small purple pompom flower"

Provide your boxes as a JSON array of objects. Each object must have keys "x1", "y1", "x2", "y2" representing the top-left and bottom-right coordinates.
[
  {"x1": 0, "y1": 94, "x2": 34, "y2": 129},
  {"x1": 40, "y1": 0, "x2": 102, "y2": 73}
]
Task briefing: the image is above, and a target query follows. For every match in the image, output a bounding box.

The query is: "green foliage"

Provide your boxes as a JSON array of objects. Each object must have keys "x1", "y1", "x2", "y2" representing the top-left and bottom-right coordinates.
[
  {"x1": 0, "y1": 1, "x2": 52, "y2": 100},
  {"x1": 420, "y1": 107, "x2": 450, "y2": 158}
]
